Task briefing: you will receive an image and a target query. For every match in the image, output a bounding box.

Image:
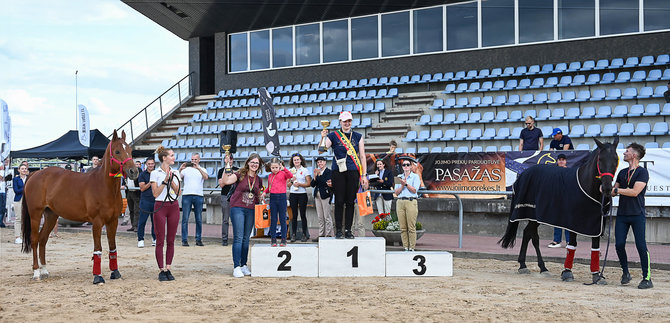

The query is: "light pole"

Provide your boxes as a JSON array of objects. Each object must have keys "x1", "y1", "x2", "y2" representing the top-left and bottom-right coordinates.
[{"x1": 75, "y1": 70, "x2": 78, "y2": 129}]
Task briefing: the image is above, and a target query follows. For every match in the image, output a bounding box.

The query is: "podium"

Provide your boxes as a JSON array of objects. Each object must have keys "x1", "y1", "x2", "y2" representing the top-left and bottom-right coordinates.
[{"x1": 250, "y1": 237, "x2": 452, "y2": 277}]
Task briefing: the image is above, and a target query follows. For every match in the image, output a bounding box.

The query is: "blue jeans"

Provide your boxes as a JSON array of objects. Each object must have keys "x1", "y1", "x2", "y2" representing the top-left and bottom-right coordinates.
[
  {"x1": 230, "y1": 207, "x2": 254, "y2": 268},
  {"x1": 0, "y1": 192, "x2": 6, "y2": 226},
  {"x1": 615, "y1": 215, "x2": 650, "y2": 279},
  {"x1": 138, "y1": 199, "x2": 156, "y2": 241},
  {"x1": 269, "y1": 193, "x2": 287, "y2": 239},
  {"x1": 181, "y1": 195, "x2": 204, "y2": 242},
  {"x1": 553, "y1": 227, "x2": 569, "y2": 243}
]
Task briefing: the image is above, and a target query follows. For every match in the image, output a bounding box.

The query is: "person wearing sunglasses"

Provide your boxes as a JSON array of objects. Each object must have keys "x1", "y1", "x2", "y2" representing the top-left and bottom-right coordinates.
[
  {"x1": 518, "y1": 116, "x2": 544, "y2": 151},
  {"x1": 320, "y1": 111, "x2": 369, "y2": 239},
  {"x1": 394, "y1": 158, "x2": 421, "y2": 251}
]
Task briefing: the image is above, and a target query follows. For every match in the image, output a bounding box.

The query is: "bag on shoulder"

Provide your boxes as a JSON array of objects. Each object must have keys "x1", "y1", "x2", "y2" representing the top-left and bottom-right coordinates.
[{"x1": 336, "y1": 157, "x2": 348, "y2": 172}]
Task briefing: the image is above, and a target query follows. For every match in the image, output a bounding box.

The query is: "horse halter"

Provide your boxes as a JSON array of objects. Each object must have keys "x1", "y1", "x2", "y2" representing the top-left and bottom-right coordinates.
[
  {"x1": 108, "y1": 143, "x2": 133, "y2": 178},
  {"x1": 595, "y1": 152, "x2": 617, "y2": 180}
]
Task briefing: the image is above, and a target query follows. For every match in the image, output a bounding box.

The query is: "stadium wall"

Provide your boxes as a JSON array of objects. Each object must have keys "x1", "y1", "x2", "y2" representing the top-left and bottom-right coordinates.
[{"x1": 188, "y1": 31, "x2": 670, "y2": 95}]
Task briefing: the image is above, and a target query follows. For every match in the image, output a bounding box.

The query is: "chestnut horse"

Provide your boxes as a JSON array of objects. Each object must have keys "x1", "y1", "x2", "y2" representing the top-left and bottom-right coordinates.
[
  {"x1": 499, "y1": 137, "x2": 619, "y2": 285},
  {"x1": 21, "y1": 130, "x2": 139, "y2": 284}
]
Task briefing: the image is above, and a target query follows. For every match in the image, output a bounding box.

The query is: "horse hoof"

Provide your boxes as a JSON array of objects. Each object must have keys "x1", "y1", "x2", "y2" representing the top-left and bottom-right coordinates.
[
  {"x1": 561, "y1": 270, "x2": 574, "y2": 282},
  {"x1": 592, "y1": 274, "x2": 608, "y2": 285},
  {"x1": 93, "y1": 275, "x2": 105, "y2": 285},
  {"x1": 110, "y1": 270, "x2": 122, "y2": 280},
  {"x1": 540, "y1": 271, "x2": 551, "y2": 277},
  {"x1": 31, "y1": 276, "x2": 41, "y2": 281},
  {"x1": 40, "y1": 273, "x2": 49, "y2": 279},
  {"x1": 518, "y1": 268, "x2": 531, "y2": 274}
]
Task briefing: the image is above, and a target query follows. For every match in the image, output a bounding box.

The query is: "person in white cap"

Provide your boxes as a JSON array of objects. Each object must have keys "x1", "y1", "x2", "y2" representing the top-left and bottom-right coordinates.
[{"x1": 320, "y1": 111, "x2": 368, "y2": 239}]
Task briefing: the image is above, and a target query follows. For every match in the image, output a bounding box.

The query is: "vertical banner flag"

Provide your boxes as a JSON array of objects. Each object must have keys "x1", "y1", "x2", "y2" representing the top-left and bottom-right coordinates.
[
  {"x1": 0, "y1": 99, "x2": 11, "y2": 161},
  {"x1": 77, "y1": 104, "x2": 90, "y2": 147},
  {"x1": 258, "y1": 87, "x2": 280, "y2": 156}
]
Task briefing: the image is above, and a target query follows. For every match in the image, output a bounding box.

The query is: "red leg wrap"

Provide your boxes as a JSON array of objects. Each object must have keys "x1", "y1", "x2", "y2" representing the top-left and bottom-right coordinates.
[
  {"x1": 92, "y1": 254, "x2": 102, "y2": 276},
  {"x1": 590, "y1": 249, "x2": 600, "y2": 273},
  {"x1": 109, "y1": 251, "x2": 118, "y2": 271},
  {"x1": 564, "y1": 247, "x2": 576, "y2": 269}
]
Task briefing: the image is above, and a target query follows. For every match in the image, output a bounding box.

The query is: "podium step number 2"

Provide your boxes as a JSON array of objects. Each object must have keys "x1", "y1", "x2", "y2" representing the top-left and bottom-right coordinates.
[{"x1": 251, "y1": 244, "x2": 319, "y2": 277}]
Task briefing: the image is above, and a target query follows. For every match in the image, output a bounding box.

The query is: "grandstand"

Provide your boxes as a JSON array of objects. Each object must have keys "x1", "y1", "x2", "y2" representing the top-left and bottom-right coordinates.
[{"x1": 121, "y1": 1, "x2": 670, "y2": 239}]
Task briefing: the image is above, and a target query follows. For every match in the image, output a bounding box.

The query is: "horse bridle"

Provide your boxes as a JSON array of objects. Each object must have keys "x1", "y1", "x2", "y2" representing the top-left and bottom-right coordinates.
[
  {"x1": 108, "y1": 143, "x2": 133, "y2": 178},
  {"x1": 595, "y1": 152, "x2": 618, "y2": 180}
]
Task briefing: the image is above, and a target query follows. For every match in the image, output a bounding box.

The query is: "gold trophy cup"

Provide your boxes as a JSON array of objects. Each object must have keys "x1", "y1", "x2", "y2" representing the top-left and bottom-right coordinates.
[
  {"x1": 318, "y1": 120, "x2": 331, "y2": 153},
  {"x1": 222, "y1": 144, "x2": 233, "y2": 174}
]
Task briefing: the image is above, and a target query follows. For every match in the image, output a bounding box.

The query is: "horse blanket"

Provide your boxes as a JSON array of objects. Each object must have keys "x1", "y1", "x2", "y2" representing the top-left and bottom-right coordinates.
[{"x1": 509, "y1": 165, "x2": 606, "y2": 237}]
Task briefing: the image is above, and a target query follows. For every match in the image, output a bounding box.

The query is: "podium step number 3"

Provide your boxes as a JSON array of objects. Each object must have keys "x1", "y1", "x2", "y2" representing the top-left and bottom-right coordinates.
[{"x1": 385, "y1": 251, "x2": 453, "y2": 277}]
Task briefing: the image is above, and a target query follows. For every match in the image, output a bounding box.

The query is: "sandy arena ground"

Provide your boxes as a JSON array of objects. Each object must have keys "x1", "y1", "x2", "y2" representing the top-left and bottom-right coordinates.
[{"x1": 1, "y1": 229, "x2": 669, "y2": 322}]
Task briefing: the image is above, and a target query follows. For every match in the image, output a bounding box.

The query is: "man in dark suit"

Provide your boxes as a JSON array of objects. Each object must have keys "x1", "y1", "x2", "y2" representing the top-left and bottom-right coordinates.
[
  {"x1": 311, "y1": 156, "x2": 333, "y2": 241},
  {"x1": 372, "y1": 159, "x2": 394, "y2": 216}
]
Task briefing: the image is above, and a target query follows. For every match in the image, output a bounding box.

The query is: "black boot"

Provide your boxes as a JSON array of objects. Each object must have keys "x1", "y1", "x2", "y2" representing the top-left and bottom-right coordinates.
[{"x1": 335, "y1": 230, "x2": 344, "y2": 239}]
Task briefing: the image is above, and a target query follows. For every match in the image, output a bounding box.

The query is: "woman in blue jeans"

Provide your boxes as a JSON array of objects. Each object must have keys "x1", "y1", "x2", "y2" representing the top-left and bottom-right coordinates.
[{"x1": 220, "y1": 153, "x2": 264, "y2": 278}]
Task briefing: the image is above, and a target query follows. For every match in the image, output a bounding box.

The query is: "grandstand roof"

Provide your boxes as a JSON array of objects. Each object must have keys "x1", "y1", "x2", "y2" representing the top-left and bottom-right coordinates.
[{"x1": 122, "y1": 0, "x2": 453, "y2": 40}]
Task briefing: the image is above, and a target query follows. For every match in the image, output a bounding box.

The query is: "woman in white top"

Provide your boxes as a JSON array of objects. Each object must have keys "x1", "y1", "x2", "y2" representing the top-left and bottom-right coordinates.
[
  {"x1": 393, "y1": 158, "x2": 421, "y2": 251},
  {"x1": 149, "y1": 146, "x2": 181, "y2": 281},
  {"x1": 288, "y1": 153, "x2": 312, "y2": 242}
]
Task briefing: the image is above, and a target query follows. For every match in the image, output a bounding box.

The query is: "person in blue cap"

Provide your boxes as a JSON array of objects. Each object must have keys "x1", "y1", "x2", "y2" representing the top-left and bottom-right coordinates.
[{"x1": 549, "y1": 128, "x2": 573, "y2": 150}]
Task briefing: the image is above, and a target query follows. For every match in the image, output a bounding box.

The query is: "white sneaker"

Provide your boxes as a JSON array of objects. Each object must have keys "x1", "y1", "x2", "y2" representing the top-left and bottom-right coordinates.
[
  {"x1": 152, "y1": 239, "x2": 156, "y2": 246},
  {"x1": 241, "y1": 265, "x2": 251, "y2": 276},
  {"x1": 233, "y1": 266, "x2": 244, "y2": 278},
  {"x1": 138, "y1": 240, "x2": 145, "y2": 248},
  {"x1": 409, "y1": 248, "x2": 415, "y2": 252},
  {"x1": 404, "y1": 247, "x2": 409, "y2": 251},
  {"x1": 15, "y1": 237, "x2": 22, "y2": 244},
  {"x1": 548, "y1": 242, "x2": 562, "y2": 248}
]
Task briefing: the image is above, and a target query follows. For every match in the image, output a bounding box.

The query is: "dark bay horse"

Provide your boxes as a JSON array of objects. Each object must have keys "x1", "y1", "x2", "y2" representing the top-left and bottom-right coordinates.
[
  {"x1": 499, "y1": 137, "x2": 619, "y2": 284},
  {"x1": 21, "y1": 130, "x2": 139, "y2": 284}
]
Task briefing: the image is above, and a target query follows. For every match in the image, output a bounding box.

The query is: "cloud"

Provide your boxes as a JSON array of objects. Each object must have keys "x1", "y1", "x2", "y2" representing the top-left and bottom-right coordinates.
[{"x1": 0, "y1": 89, "x2": 53, "y2": 113}]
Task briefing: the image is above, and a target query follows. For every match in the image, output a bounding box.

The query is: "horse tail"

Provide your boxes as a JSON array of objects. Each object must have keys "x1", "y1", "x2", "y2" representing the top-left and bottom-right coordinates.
[
  {"x1": 498, "y1": 221, "x2": 519, "y2": 249},
  {"x1": 21, "y1": 194, "x2": 31, "y2": 253}
]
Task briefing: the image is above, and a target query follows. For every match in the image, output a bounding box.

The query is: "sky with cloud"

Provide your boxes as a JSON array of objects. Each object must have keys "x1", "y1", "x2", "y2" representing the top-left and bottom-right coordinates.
[{"x1": 0, "y1": 0, "x2": 188, "y2": 151}]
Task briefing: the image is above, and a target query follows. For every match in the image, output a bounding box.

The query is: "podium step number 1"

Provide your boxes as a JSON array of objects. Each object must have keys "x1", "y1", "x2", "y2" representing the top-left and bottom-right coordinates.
[{"x1": 318, "y1": 237, "x2": 386, "y2": 277}]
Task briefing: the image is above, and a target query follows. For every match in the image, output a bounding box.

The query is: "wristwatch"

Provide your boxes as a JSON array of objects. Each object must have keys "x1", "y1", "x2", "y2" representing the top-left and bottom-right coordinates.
[{"x1": 614, "y1": 188, "x2": 618, "y2": 195}]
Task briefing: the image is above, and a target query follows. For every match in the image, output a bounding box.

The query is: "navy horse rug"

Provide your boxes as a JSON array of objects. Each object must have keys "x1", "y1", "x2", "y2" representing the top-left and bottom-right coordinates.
[{"x1": 510, "y1": 164, "x2": 607, "y2": 237}]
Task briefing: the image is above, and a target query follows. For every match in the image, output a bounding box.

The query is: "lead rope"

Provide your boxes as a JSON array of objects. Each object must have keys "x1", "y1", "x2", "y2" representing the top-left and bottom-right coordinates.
[{"x1": 585, "y1": 193, "x2": 613, "y2": 285}]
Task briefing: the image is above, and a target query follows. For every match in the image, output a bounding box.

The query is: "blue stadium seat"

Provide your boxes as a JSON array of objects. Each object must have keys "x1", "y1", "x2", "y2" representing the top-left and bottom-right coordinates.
[
  {"x1": 427, "y1": 130, "x2": 443, "y2": 142},
  {"x1": 655, "y1": 54, "x2": 669, "y2": 65},
  {"x1": 485, "y1": 146, "x2": 497, "y2": 152},
  {"x1": 443, "y1": 146, "x2": 455, "y2": 153},
  {"x1": 454, "y1": 112, "x2": 469, "y2": 124},
  {"x1": 511, "y1": 127, "x2": 523, "y2": 139},
  {"x1": 582, "y1": 60, "x2": 596, "y2": 70},
  {"x1": 491, "y1": 95, "x2": 505, "y2": 106},
  {"x1": 621, "y1": 88, "x2": 637, "y2": 100},
  {"x1": 570, "y1": 125, "x2": 585, "y2": 138},
  {"x1": 454, "y1": 97, "x2": 468, "y2": 108},
  {"x1": 630, "y1": 70, "x2": 646, "y2": 82},
  {"x1": 584, "y1": 124, "x2": 600, "y2": 137},
  {"x1": 426, "y1": 146, "x2": 440, "y2": 153},
  {"x1": 456, "y1": 146, "x2": 469, "y2": 153},
  {"x1": 647, "y1": 69, "x2": 662, "y2": 81},
  {"x1": 539, "y1": 64, "x2": 553, "y2": 74},
  {"x1": 494, "y1": 127, "x2": 511, "y2": 140},
  {"x1": 554, "y1": 63, "x2": 567, "y2": 73},
  {"x1": 417, "y1": 114, "x2": 430, "y2": 126},
  {"x1": 557, "y1": 76, "x2": 572, "y2": 87},
  {"x1": 428, "y1": 114, "x2": 444, "y2": 125},
  {"x1": 654, "y1": 85, "x2": 667, "y2": 97},
  {"x1": 662, "y1": 103, "x2": 670, "y2": 116},
  {"x1": 637, "y1": 86, "x2": 653, "y2": 99},
  {"x1": 585, "y1": 74, "x2": 600, "y2": 85},
  {"x1": 491, "y1": 80, "x2": 505, "y2": 91},
  {"x1": 429, "y1": 74, "x2": 442, "y2": 83},
  {"x1": 564, "y1": 107, "x2": 580, "y2": 120},
  {"x1": 509, "y1": 110, "x2": 523, "y2": 122},
  {"x1": 527, "y1": 65, "x2": 541, "y2": 75},
  {"x1": 605, "y1": 89, "x2": 621, "y2": 100},
  {"x1": 633, "y1": 123, "x2": 651, "y2": 136},
  {"x1": 403, "y1": 131, "x2": 417, "y2": 142},
  {"x1": 614, "y1": 71, "x2": 631, "y2": 83},
  {"x1": 466, "y1": 82, "x2": 480, "y2": 92},
  {"x1": 505, "y1": 94, "x2": 520, "y2": 106},
  {"x1": 467, "y1": 112, "x2": 482, "y2": 123},
  {"x1": 513, "y1": 65, "x2": 527, "y2": 76},
  {"x1": 464, "y1": 70, "x2": 477, "y2": 80},
  {"x1": 430, "y1": 99, "x2": 444, "y2": 110},
  {"x1": 566, "y1": 61, "x2": 581, "y2": 72},
  {"x1": 518, "y1": 78, "x2": 532, "y2": 89},
  {"x1": 532, "y1": 93, "x2": 547, "y2": 104},
  {"x1": 619, "y1": 123, "x2": 634, "y2": 136},
  {"x1": 443, "y1": 84, "x2": 456, "y2": 93},
  {"x1": 590, "y1": 89, "x2": 606, "y2": 101},
  {"x1": 454, "y1": 129, "x2": 468, "y2": 140},
  {"x1": 651, "y1": 122, "x2": 669, "y2": 136},
  {"x1": 637, "y1": 55, "x2": 652, "y2": 66},
  {"x1": 544, "y1": 77, "x2": 558, "y2": 88},
  {"x1": 470, "y1": 146, "x2": 483, "y2": 152},
  {"x1": 610, "y1": 58, "x2": 624, "y2": 69},
  {"x1": 628, "y1": 104, "x2": 644, "y2": 117},
  {"x1": 600, "y1": 72, "x2": 616, "y2": 84},
  {"x1": 500, "y1": 145, "x2": 513, "y2": 152},
  {"x1": 575, "y1": 90, "x2": 591, "y2": 102},
  {"x1": 530, "y1": 77, "x2": 545, "y2": 89},
  {"x1": 467, "y1": 96, "x2": 481, "y2": 108},
  {"x1": 442, "y1": 129, "x2": 456, "y2": 141},
  {"x1": 595, "y1": 59, "x2": 609, "y2": 70},
  {"x1": 490, "y1": 68, "x2": 502, "y2": 78},
  {"x1": 602, "y1": 124, "x2": 618, "y2": 137},
  {"x1": 443, "y1": 113, "x2": 456, "y2": 124},
  {"x1": 454, "y1": 83, "x2": 468, "y2": 93},
  {"x1": 536, "y1": 109, "x2": 551, "y2": 121},
  {"x1": 644, "y1": 104, "x2": 661, "y2": 116},
  {"x1": 493, "y1": 111, "x2": 509, "y2": 122},
  {"x1": 576, "y1": 144, "x2": 590, "y2": 150},
  {"x1": 548, "y1": 108, "x2": 565, "y2": 120},
  {"x1": 644, "y1": 142, "x2": 659, "y2": 149},
  {"x1": 623, "y1": 56, "x2": 639, "y2": 68},
  {"x1": 611, "y1": 105, "x2": 628, "y2": 118},
  {"x1": 481, "y1": 111, "x2": 494, "y2": 123},
  {"x1": 546, "y1": 92, "x2": 562, "y2": 104},
  {"x1": 520, "y1": 93, "x2": 534, "y2": 105},
  {"x1": 481, "y1": 128, "x2": 496, "y2": 140},
  {"x1": 579, "y1": 106, "x2": 596, "y2": 119},
  {"x1": 540, "y1": 126, "x2": 553, "y2": 138},
  {"x1": 477, "y1": 69, "x2": 490, "y2": 79},
  {"x1": 479, "y1": 81, "x2": 493, "y2": 92},
  {"x1": 503, "y1": 79, "x2": 518, "y2": 90},
  {"x1": 664, "y1": 142, "x2": 670, "y2": 149},
  {"x1": 570, "y1": 74, "x2": 586, "y2": 86}
]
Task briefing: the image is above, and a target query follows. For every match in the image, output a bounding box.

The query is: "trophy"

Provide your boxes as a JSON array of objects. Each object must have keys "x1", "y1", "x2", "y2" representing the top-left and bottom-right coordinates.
[
  {"x1": 222, "y1": 144, "x2": 233, "y2": 174},
  {"x1": 318, "y1": 120, "x2": 331, "y2": 153}
]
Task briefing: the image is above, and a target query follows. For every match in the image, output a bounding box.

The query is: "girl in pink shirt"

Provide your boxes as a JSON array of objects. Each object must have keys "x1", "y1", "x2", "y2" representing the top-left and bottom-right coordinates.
[{"x1": 263, "y1": 157, "x2": 294, "y2": 246}]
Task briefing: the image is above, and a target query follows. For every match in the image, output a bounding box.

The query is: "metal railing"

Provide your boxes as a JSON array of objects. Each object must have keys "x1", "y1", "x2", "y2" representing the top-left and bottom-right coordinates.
[
  {"x1": 368, "y1": 189, "x2": 670, "y2": 249},
  {"x1": 114, "y1": 73, "x2": 193, "y2": 145}
]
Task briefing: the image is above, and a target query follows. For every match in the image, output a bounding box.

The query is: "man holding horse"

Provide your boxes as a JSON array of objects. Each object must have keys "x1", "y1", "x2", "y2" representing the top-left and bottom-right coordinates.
[{"x1": 612, "y1": 143, "x2": 653, "y2": 289}]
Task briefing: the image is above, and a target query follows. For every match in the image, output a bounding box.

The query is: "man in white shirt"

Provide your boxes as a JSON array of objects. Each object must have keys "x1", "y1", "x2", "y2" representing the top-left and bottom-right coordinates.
[{"x1": 179, "y1": 153, "x2": 208, "y2": 246}]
